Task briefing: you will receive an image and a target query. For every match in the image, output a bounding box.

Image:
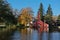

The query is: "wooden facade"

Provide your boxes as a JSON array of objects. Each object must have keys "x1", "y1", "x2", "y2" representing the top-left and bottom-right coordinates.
[{"x1": 33, "y1": 11, "x2": 49, "y2": 32}]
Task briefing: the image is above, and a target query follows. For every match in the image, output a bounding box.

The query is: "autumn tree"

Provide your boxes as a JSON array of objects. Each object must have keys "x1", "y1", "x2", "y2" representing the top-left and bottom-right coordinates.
[{"x1": 18, "y1": 8, "x2": 33, "y2": 26}]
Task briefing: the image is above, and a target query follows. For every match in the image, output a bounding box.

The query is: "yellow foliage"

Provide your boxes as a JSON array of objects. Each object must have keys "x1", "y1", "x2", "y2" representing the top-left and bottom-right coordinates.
[{"x1": 18, "y1": 8, "x2": 33, "y2": 26}]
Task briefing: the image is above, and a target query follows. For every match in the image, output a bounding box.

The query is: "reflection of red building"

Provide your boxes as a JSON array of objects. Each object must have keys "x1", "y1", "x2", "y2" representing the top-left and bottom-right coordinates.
[{"x1": 33, "y1": 11, "x2": 49, "y2": 32}]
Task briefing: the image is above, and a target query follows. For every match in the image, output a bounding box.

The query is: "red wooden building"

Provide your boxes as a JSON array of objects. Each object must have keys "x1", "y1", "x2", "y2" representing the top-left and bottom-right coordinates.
[{"x1": 33, "y1": 11, "x2": 49, "y2": 32}]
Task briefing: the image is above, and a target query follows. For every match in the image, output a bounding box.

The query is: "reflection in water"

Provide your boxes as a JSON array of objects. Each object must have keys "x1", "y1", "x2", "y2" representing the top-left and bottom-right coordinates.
[
  {"x1": 10, "y1": 31, "x2": 21, "y2": 40},
  {"x1": 49, "y1": 32, "x2": 60, "y2": 40},
  {"x1": 10, "y1": 29, "x2": 60, "y2": 40},
  {"x1": 42, "y1": 32, "x2": 49, "y2": 40},
  {"x1": 31, "y1": 30, "x2": 39, "y2": 40}
]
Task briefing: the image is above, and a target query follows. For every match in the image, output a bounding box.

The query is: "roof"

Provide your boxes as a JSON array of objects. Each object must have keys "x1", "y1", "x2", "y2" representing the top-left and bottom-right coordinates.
[{"x1": 34, "y1": 20, "x2": 49, "y2": 27}]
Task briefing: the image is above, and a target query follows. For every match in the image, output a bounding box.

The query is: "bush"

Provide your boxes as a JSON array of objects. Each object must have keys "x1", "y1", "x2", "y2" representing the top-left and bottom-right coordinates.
[{"x1": 17, "y1": 24, "x2": 25, "y2": 29}]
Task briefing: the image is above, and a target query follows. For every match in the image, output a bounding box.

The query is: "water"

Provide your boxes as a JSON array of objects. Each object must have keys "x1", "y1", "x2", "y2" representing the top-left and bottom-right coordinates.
[
  {"x1": 49, "y1": 32, "x2": 60, "y2": 40},
  {"x1": 10, "y1": 29, "x2": 60, "y2": 40}
]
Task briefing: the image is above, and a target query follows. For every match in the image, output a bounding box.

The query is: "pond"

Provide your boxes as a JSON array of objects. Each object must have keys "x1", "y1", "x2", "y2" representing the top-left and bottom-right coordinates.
[{"x1": 10, "y1": 29, "x2": 60, "y2": 40}]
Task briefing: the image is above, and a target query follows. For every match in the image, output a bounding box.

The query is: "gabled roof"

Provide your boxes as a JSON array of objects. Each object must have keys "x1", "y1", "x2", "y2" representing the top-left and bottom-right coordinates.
[{"x1": 34, "y1": 20, "x2": 49, "y2": 27}]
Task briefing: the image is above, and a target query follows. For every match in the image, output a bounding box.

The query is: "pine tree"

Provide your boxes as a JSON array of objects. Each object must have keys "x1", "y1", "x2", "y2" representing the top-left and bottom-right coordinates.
[
  {"x1": 39, "y1": 3, "x2": 44, "y2": 21},
  {"x1": 44, "y1": 4, "x2": 53, "y2": 24},
  {"x1": 44, "y1": 4, "x2": 53, "y2": 32}
]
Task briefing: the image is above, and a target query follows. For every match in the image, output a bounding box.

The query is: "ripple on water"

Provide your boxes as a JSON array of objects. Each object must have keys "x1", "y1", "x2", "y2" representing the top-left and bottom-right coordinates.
[
  {"x1": 10, "y1": 31, "x2": 21, "y2": 40},
  {"x1": 49, "y1": 32, "x2": 60, "y2": 40},
  {"x1": 10, "y1": 30, "x2": 60, "y2": 40}
]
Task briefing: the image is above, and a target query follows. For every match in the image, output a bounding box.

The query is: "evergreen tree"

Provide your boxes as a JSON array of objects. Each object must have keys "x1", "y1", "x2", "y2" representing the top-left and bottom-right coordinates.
[
  {"x1": 39, "y1": 3, "x2": 44, "y2": 21},
  {"x1": 0, "y1": 0, "x2": 17, "y2": 24},
  {"x1": 44, "y1": 4, "x2": 53, "y2": 24},
  {"x1": 44, "y1": 4, "x2": 53, "y2": 32}
]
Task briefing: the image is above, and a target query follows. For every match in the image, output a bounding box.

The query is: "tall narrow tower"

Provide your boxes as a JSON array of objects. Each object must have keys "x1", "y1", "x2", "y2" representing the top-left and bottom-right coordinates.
[{"x1": 37, "y1": 11, "x2": 41, "y2": 20}]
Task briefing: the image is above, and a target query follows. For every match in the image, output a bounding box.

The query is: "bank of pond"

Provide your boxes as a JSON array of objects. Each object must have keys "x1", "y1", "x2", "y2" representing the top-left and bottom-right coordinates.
[{"x1": 0, "y1": 25, "x2": 60, "y2": 40}]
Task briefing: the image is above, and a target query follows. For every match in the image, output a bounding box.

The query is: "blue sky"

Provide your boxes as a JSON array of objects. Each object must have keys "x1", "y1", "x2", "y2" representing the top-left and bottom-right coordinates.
[{"x1": 7, "y1": 0, "x2": 60, "y2": 16}]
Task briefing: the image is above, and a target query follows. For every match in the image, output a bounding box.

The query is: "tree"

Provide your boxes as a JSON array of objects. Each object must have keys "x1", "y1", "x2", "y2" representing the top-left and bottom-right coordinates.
[
  {"x1": 13, "y1": 9, "x2": 19, "y2": 18},
  {"x1": 44, "y1": 4, "x2": 53, "y2": 32},
  {"x1": 18, "y1": 8, "x2": 33, "y2": 26},
  {"x1": 0, "y1": 0, "x2": 17, "y2": 24},
  {"x1": 57, "y1": 14, "x2": 60, "y2": 20},
  {"x1": 57, "y1": 14, "x2": 60, "y2": 26},
  {"x1": 44, "y1": 4, "x2": 53, "y2": 24},
  {"x1": 39, "y1": 3, "x2": 44, "y2": 21}
]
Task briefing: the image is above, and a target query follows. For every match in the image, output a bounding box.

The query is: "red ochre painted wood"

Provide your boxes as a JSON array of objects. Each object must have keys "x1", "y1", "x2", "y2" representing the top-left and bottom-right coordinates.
[{"x1": 33, "y1": 11, "x2": 49, "y2": 32}]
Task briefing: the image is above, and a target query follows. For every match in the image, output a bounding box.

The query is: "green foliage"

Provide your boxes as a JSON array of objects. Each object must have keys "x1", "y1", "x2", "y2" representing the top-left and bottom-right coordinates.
[
  {"x1": 44, "y1": 4, "x2": 53, "y2": 24},
  {"x1": 39, "y1": 3, "x2": 44, "y2": 21},
  {"x1": 57, "y1": 15, "x2": 60, "y2": 26},
  {"x1": 0, "y1": 0, "x2": 17, "y2": 24},
  {"x1": 58, "y1": 14, "x2": 60, "y2": 20},
  {"x1": 44, "y1": 4, "x2": 54, "y2": 32},
  {"x1": 17, "y1": 24, "x2": 25, "y2": 29}
]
